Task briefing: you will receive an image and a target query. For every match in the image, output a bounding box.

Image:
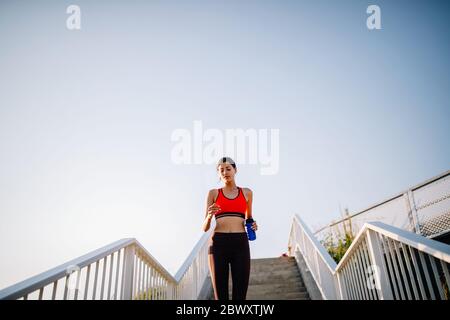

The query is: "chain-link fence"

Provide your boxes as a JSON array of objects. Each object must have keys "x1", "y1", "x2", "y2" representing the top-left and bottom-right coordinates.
[{"x1": 314, "y1": 170, "x2": 450, "y2": 242}]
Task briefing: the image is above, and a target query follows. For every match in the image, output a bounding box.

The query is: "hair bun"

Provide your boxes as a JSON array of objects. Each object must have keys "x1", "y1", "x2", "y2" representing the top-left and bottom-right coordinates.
[{"x1": 217, "y1": 156, "x2": 235, "y2": 166}]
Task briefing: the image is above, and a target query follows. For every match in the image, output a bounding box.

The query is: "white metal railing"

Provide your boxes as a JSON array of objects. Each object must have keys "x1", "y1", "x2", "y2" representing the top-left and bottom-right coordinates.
[
  {"x1": 0, "y1": 230, "x2": 212, "y2": 300},
  {"x1": 288, "y1": 214, "x2": 450, "y2": 300},
  {"x1": 314, "y1": 170, "x2": 450, "y2": 240}
]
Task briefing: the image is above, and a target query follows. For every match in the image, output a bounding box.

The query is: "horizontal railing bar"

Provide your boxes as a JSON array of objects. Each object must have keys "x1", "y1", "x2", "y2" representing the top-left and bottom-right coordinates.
[
  {"x1": 334, "y1": 221, "x2": 450, "y2": 273},
  {"x1": 291, "y1": 214, "x2": 450, "y2": 300},
  {"x1": 175, "y1": 231, "x2": 212, "y2": 282},
  {"x1": 366, "y1": 222, "x2": 450, "y2": 263},
  {"x1": 1, "y1": 228, "x2": 214, "y2": 300},
  {"x1": 133, "y1": 241, "x2": 177, "y2": 283},
  {"x1": 333, "y1": 221, "x2": 374, "y2": 272},
  {"x1": 313, "y1": 193, "x2": 403, "y2": 235},
  {"x1": 313, "y1": 170, "x2": 450, "y2": 235},
  {"x1": 0, "y1": 238, "x2": 136, "y2": 300},
  {"x1": 293, "y1": 214, "x2": 337, "y2": 273}
]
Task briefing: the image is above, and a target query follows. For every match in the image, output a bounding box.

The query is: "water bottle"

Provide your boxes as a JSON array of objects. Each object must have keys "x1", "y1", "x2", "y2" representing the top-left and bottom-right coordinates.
[{"x1": 245, "y1": 218, "x2": 256, "y2": 241}]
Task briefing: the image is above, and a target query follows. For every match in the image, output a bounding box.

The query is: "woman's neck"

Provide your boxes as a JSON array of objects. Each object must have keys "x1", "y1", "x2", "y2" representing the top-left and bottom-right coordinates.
[{"x1": 223, "y1": 181, "x2": 237, "y2": 190}]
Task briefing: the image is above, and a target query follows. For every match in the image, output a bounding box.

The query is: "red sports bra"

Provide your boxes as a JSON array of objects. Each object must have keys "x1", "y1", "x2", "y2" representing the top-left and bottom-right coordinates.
[{"x1": 214, "y1": 187, "x2": 247, "y2": 219}]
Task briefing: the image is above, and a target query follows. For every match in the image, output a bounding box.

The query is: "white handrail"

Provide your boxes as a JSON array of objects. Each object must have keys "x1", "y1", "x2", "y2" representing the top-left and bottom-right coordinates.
[
  {"x1": 0, "y1": 229, "x2": 213, "y2": 300},
  {"x1": 291, "y1": 215, "x2": 337, "y2": 272},
  {"x1": 314, "y1": 169, "x2": 450, "y2": 239},
  {"x1": 289, "y1": 214, "x2": 450, "y2": 300},
  {"x1": 175, "y1": 231, "x2": 211, "y2": 282},
  {"x1": 0, "y1": 239, "x2": 135, "y2": 300}
]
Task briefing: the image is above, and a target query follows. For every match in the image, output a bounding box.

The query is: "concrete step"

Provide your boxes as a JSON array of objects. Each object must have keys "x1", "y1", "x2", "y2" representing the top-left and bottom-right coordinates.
[
  {"x1": 220, "y1": 256, "x2": 310, "y2": 300},
  {"x1": 247, "y1": 282, "x2": 307, "y2": 294},
  {"x1": 251, "y1": 259, "x2": 296, "y2": 267},
  {"x1": 227, "y1": 268, "x2": 302, "y2": 282},
  {"x1": 247, "y1": 291, "x2": 310, "y2": 300},
  {"x1": 250, "y1": 263, "x2": 298, "y2": 272},
  {"x1": 250, "y1": 270, "x2": 300, "y2": 281},
  {"x1": 251, "y1": 268, "x2": 299, "y2": 276},
  {"x1": 251, "y1": 257, "x2": 298, "y2": 266},
  {"x1": 251, "y1": 257, "x2": 296, "y2": 264},
  {"x1": 231, "y1": 288, "x2": 308, "y2": 298},
  {"x1": 249, "y1": 274, "x2": 304, "y2": 285},
  {"x1": 247, "y1": 288, "x2": 308, "y2": 296}
]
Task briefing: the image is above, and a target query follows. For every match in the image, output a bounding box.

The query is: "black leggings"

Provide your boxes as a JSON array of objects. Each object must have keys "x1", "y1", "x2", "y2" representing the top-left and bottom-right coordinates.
[{"x1": 208, "y1": 232, "x2": 251, "y2": 300}]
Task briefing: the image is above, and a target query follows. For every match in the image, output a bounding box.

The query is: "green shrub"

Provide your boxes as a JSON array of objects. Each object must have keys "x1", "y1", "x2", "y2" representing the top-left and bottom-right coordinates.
[
  {"x1": 320, "y1": 213, "x2": 354, "y2": 264},
  {"x1": 321, "y1": 231, "x2": 353, "y2": 263}
]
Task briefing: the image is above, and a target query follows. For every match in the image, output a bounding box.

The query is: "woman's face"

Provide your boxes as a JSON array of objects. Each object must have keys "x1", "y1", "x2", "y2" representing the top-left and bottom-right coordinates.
[{"x1": 217, "y1": 163, "x2": 236, "y2": 183}]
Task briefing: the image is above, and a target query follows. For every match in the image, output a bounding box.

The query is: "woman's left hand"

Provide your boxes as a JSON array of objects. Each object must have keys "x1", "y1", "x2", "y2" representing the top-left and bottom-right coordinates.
[{"x1": 252, "y1": 221, "x2": 258, "y2": 231}]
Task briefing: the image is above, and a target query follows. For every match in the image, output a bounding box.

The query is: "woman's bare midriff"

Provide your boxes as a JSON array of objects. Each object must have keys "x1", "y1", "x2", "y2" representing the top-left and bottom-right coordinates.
[{"x1": 214, "y1": 216, "x2": 246, "y2": 233}]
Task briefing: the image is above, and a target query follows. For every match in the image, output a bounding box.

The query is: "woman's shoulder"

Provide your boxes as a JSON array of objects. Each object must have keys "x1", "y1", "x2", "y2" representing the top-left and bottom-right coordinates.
[
  {"x1": 240, "y1": 187, "x2": 253, "y2": 200},
  {"x1": 207, "y1": 188, "x2": 219, "y2": 199}
]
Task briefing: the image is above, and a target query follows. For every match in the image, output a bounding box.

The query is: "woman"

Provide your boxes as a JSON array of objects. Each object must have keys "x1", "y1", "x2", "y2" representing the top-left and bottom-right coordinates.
[{"x1": 202, "y1": 156, "x2": 258, "y2": 300}]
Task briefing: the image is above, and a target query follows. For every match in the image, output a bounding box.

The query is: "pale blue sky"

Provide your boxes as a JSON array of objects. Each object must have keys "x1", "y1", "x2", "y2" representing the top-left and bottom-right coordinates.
[{"x1": 1, "y1": 0, "x2": 449, "y2": 290}]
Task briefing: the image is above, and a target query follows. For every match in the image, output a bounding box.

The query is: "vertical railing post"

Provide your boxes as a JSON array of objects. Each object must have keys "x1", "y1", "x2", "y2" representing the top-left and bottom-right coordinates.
[
  {"x1": 336, "y1": 272, "x2": 347, "y2": 300},
  {"x1": 166, "y1": 282, "x2": 174, "y2": 300},
  {"x1": 314, "y1": 251, "x2": 321, "y2": 286},
  {"x1": 365, "y1": 229, "x2": 394, "y2": 300},
  {"x1": 192, "y1": 260, "x2": 198, "y2": 300},
  {"x1": 406, "y1": 190, "x2": 421, "y2": 235},
  {"x1": 290, "y1": 221, "x2": 297, "y2": 256},
  {"x1": 121, "y1": 244, "x2": 135, "y2": 300}
]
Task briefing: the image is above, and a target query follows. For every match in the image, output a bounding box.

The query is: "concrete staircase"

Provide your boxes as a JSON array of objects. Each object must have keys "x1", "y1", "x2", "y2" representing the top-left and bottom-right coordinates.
[{"x1": 227, "y1": 256, "x2": 310, "y2": 300}]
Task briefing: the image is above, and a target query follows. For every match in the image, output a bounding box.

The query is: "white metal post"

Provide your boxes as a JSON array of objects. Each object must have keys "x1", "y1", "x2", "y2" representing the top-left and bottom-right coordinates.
[
  {"x1": 336, "y1": 271, "x2": 347, "y2": 300},
  {"x1": 165, "y1": 283, "x2": 172, "y2": 300},
  {"x1": 121, "y1": 245, "x2": 135, "y2": 300},
  {"x1": 365, "y1": 229, "x2": 394, "y2": 300},
  {"x1": 192, "y1": 260, "x2": 198, "y2": 300},
  {"x1": 314, "y1": 251, "x2": 321, "y2": 286}
]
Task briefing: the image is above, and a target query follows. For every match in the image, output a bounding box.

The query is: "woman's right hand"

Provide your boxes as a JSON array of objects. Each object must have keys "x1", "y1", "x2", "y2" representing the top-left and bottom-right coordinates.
[{"x1": 207, "y1": 203, "x2": 221, "y2": 217}]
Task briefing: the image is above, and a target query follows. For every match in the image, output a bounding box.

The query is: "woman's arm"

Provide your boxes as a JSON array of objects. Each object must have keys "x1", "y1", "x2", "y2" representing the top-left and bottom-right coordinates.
[
  {"x1": 202, "y1": 189, "x2": 220, "y2": 232},
  {"x1": 245, "y1": 188, "x2": 253, "y2": 219},
  {"x1": 245, "y1": 188, "x2": 258, "y2": 231}
]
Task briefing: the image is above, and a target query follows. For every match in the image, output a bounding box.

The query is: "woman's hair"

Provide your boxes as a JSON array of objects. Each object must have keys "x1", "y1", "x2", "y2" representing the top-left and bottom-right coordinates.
[{"x1": 216, "y1": 156, "x2": 236, "y2": 170}]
